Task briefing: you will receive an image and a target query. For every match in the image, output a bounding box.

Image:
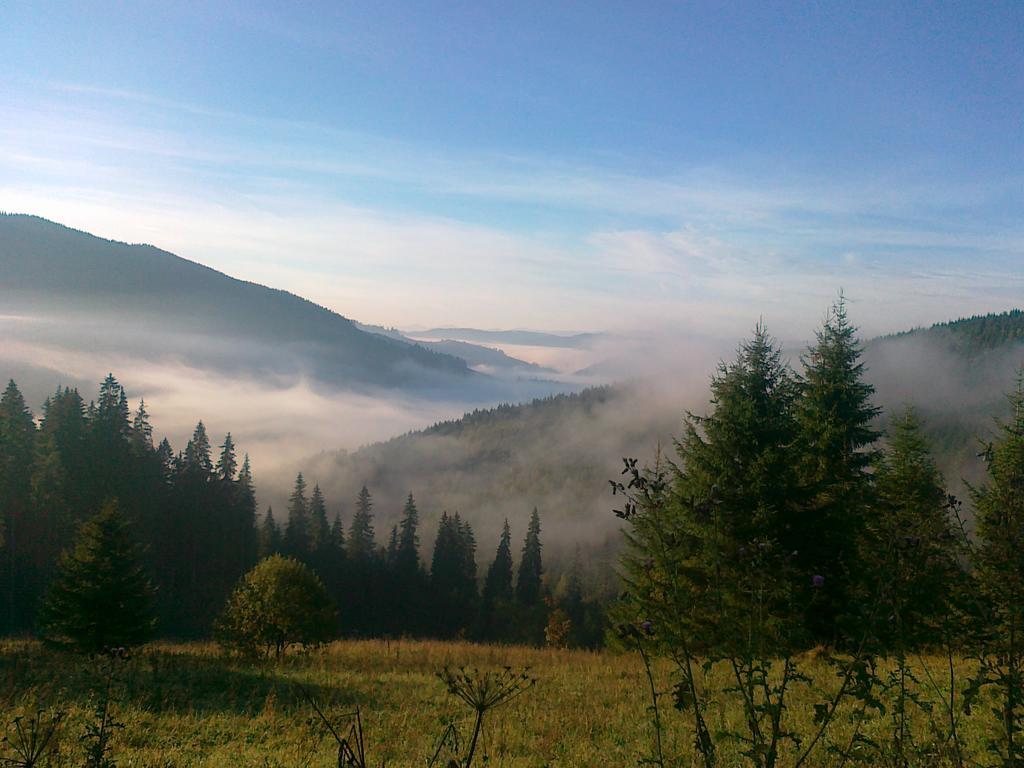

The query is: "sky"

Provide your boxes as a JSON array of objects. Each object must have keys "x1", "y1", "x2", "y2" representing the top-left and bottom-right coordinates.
[{"x1": 1, "y1": 1, "x2": 1022, "y2": 339}]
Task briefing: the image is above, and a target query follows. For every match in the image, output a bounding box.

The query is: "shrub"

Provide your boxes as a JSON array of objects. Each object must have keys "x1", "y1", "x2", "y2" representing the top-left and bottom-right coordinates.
[{"x1": 215, "y1": 555, "x2": 336, "y2": 658}]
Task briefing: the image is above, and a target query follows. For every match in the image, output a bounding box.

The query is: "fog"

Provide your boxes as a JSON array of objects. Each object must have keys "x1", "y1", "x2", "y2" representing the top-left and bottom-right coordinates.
[{"x1": 4, "y1": 306, "x2": 1020, "y2": 575}]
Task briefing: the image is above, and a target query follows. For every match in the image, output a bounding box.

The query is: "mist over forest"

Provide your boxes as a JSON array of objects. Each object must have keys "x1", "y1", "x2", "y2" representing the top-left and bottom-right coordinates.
[{"x1": 4, "y1": 214, "x2": 1021, "y2": 581}]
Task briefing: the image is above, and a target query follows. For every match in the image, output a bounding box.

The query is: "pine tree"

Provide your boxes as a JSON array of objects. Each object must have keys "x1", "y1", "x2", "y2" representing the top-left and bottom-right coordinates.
[
  {"x1": 617, "y1": 325, "x2": 806, "y2": 659},
  {"x1": 396, "y1": 493, "x2": 420, "y2": 577},
  {"x1": 516, "y1": 508, "x2": 544, "y2": 605},
  {"x1": 484, "y1": 519, "x2": 514, "y2": 605},
  {"x1": 38, "y1": 501, "x2": 156, "y2": 653},
  {"x1": 386, "y1": 525, "x2": 399, "y2": 564},
  {"x1": 795, "y1": 296, "x2": 881, "y2": 639},
  {"x1": 348, "y1": 485, "x2": 376, "y2": 563},
  {"x1": 130, "y1": 399, "x2": 153, "y2": 454},
  {"x1": 284, "y1": 473, "x2": 310, "y2": 560},
  {"x1": 864, "y1": 408, "x2": 962, "y2": 647},
  {"x1": 0, "y1": 380, "x2": 36, "y2": 632},
  {"x1": 331, "y1": 512, "x2": 346, "y2": 551},
  {"x1": 183, "y1": 421, "x2": 213, "y2": 476},
  {"x1": 430, "y1": 512, "x2": 477, "y2": 636},
  {"x1": 970, "y1": 376, "x2": 1024, "y2": 763},
  {"x1": 216, "y1": 433, "x2": 237, "y2": 481},
  {"x1": 308, "y1": 484, "x2": 331, "y2": 555},
  {"x1": 481, "y1": 519, "x2": 515, "y2": 640},
  {"x1": 259, "y1": 508, "x2": 281, "y2": 558}
]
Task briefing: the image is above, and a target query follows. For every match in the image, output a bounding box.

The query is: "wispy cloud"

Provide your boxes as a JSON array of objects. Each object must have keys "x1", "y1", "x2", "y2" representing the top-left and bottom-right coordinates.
[{"x1": 1, "y1": 79, "x2": 1021, "y2": 337}]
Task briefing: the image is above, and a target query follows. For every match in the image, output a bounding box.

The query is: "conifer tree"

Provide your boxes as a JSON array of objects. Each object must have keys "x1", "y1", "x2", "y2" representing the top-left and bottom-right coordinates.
[
  {"x1": 0, "y1": 380, "x2": 36, "y2": 632},
  {"x1": 481, "y1": 519, "x2": 515, "y2": 639},
  {"x1": 38, "y1": 501, "x2": 156, "y2": 653},
  {"x1": 331, "y1": 512, "x2": 346, "y2": 551},
  {"x1": 484, "y1": 519, "x2": 514, "y2": 605},
  {"x1": 864, "y1": 408, "x2": 962, "y2": 647},
  {"x1": 216, "y1": 433, "x2": 237, "y2": 481},
  {"x1": 386, "y1": 525, "x2": 399, "y2": 564},
  {"x1": 970, "y1": 376, "x2": 1024, "y2": 763},
  {"x1": 396, "y1": 493, "x2": 420, "y2": 576},
  {"x1": 183, "y1": 421, "x2": 213, "y2": 476},
  {"x1": 430, "y1": 512, "x2": 477, "y2": 636},
  {"x1": 259, "y1": 508, "x2": 281, "y2": 558},
  {"x1": 308, "y1": 483, "x2": 331, "y2": 555},
  {"x1": 284, "y1": 473, "x2": 310, "y2": 559},
  {"x1": 348, "y1": 485, "x2": 376, "y2": 562},
  {"x1": 516, "y1": 508, "x2": 544, "y2": 605},
  {"x1": 130, "y1": 399, "x2": 153, "y2": 454},
  {"x1": 618, "y1": 325, "x2": 805, "y2": 658},
  {"x1": 795, "y1": 296, "x2": 880, "y2": 638}
]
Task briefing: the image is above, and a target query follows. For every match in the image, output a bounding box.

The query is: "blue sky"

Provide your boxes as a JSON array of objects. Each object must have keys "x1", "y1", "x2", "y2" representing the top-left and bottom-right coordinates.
[{"x1": 1, "y1": 1, "x2": 1022, "y2": 337}]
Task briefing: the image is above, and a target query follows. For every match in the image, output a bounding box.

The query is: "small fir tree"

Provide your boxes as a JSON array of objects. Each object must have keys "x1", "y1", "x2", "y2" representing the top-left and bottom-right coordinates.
[{"x1": 38, "y1": 501, "x2": 156, "y2": 653}]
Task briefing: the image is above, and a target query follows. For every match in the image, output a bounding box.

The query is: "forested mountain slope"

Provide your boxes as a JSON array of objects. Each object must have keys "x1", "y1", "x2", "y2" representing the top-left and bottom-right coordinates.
[
  {"x1": 300, "y1": 310, "x2": 1024, "y2": 558},
  {"x1": 0, "y1": 214, "x2": 477, "y2": 394}
]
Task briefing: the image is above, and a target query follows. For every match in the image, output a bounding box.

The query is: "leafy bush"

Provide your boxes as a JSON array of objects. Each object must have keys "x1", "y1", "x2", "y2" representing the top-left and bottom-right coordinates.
[{"x1": 215, "y1": 555, "x2": 336, "y2": 658}]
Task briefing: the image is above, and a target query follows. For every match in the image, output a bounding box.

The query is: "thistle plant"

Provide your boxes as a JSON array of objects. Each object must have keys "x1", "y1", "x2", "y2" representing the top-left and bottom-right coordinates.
[
  {"x1": 435, "y1": 666, "x2": 535, "y2": 768},
  {"x1": 0, "y1": 707, "x2": 65, "y2": 768},
  {"x1": 81, "y1": 647, "x2": 129, "y2": 768}
]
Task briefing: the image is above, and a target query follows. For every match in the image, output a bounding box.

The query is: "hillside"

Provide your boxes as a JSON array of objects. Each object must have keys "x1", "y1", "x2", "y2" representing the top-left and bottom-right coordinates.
[
  {"x1": 299, "y1": 310, "x2": 1024, "y2": 561},
  {"x1": 0, "y1": 215, "x2": 565, "y2": 399}
]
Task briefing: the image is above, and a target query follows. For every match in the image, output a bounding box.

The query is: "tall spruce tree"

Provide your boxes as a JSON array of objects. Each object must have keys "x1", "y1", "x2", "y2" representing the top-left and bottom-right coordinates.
[
  {"x1": 348, "y1": 485, "x2": 377, "y2": 563},
  {"x1": 617, "y1": 325, "x2": 806, "y2": 658},
  {"x1": 970, "y1": 375, "x2": 1024, "y2": 763},
  {"x1": 516, "y1": 508, "x2": 544, "y2": 605},
  {"x1": 864, "y1": 408, "x2": 962, "y2": 648},
  {"x1": 0, "y1": 380, "x2": 36, "y2": 632},
  {"x1": 430, "y1": 512, "x2": 478, "y2": 636},
  {"x1": 259, "y1": 508, "x2": 281, "y2": 558},
  {"x1": 183, "y1": 421, "x2": 213, "y2": 476},
  {"x1": 216, "y1": 433, "x2": 237, "y2": 481},
  {"x1": 795, "y1": 297, "x2": 880, "y2": 639},
  {"x1": 130, "y1": 399, "x2": 153, "y2": 454},
  {"x1": 284, "y1": 473, "x2": 310, "y2": 560},
  {"x1": 308, "y1": 484, "x2": 331, "y2": 556},
  {"x1": 481, "y1": 519, "x2": 515, "y2": 639},
  {"x1": 484, "y1": 519, "x2": 514, "y2": 605},
  {"x1": 396, "y1": 493, "x2": 420, "y2": 577},
  {"x1": 38, "y1": 501, "x2": 155, "y2": 653}
]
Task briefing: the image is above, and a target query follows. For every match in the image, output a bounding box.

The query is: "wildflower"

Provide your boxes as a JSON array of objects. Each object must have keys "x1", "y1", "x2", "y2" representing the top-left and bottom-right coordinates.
[
  {"x1": 640, "y1": 620, "x2": 653, "y2": 636},
  {"x1": 811, "y1": 574, "x2": 825, "y2": 588}
]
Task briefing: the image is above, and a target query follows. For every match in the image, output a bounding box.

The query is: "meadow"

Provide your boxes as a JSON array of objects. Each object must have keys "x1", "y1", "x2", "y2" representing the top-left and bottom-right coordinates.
[{"x1": 0, "y1": 639, "x2": 1000, "y2": 767}]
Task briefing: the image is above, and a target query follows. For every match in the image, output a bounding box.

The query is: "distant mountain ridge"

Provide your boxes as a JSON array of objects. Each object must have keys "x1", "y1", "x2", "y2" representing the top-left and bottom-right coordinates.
[
  {"x1": 0, "y1": 214, "x2": 575, "y2": 401},
  {"x1": 408, "y1": 327, "x2": 602, "y2": 349},
  {"x1": 354, "y1": 321, "x2": 557, "y2": 375},
  {"x1": 877, "y1": 309, "x2": 1024, "y2": 354}
]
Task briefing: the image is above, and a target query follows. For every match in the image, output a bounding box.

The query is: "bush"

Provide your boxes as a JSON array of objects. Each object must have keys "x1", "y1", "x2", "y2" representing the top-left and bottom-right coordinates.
[{"x1": 215, "y1": 555, "x2": 336, "y2": 658}]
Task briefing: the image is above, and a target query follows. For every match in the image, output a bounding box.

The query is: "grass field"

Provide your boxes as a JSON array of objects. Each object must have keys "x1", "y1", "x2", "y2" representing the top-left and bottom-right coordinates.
[{"x1": 0, "y1": 639, "x2": 1002, "y2": 767}]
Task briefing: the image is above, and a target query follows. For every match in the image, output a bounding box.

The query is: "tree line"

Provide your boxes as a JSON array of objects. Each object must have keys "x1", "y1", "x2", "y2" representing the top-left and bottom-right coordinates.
[{"x1": 0, "y1": 374, "x2": 601, "y2": 646}]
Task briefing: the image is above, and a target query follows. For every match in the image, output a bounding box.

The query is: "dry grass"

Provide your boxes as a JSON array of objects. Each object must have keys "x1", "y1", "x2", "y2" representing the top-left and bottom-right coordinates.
[{"x1": 0, "y1": 639, "x2": 1001, "y2": 767}]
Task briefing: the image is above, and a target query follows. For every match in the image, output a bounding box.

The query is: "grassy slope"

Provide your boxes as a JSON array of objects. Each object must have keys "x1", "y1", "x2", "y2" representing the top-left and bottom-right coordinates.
[{"x1": 1, "y1": 639, "x2": 1001, "y2": 767}]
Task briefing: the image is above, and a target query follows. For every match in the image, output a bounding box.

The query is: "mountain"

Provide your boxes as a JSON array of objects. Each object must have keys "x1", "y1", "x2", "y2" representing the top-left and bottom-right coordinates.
[
  {"x1": 296, "y1": 310, "x2": 1024, "y2": 561},
  {"x1": 354, "y1": 322, "x2": 557, "y2": 376},
  {"x1": 0, "y1": 215, "x2": 570, "y2": 402},
  {"x1": 408, "y1": 327, "x2": 603, "y2": 349}
]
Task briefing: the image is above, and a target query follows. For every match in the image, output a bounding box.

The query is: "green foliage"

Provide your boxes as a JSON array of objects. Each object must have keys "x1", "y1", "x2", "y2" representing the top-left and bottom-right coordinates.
[
  {"x1": 968, "y1": 375, "x2": 1024, "y2": 765},
  {"x1": 516, "y1": 508, "x2": 543, "y2": 606},
  {"x1": 430, "y1": 513, "x2": 479, "y2": 637},
  {"x1": 795, "y1": 296, "x2": 881, "y2": 641},
  {"x1": 215, "y1": 555, "x2": 336, "y2": 658},
  {"x1": 284, "y1": 473, "x2": 309, "y2": 560},
  {"x1": 38, "y1": 501, "x2": 156, "y2": 654}
]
